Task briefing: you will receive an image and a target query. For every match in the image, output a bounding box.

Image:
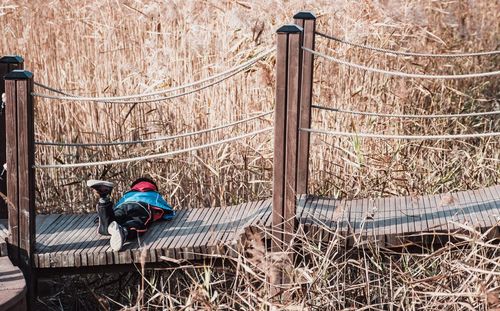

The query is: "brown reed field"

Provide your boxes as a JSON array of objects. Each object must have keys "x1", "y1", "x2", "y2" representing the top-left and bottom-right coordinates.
[
  {"x1": 0, "y1": 0, "x2": 499, "y2": 310},
  {"x1": 0, "y1": 0, "x2": 497, "y2": 212}
]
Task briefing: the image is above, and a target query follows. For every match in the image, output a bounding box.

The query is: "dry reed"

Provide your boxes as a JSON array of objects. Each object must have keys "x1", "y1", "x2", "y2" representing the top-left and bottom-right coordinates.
[
  {"x1": 0, "y1": 0, "x2": 497, "y2": 212},
  {"x1": 35, "y1": 223, "x2": 500, "y2": 310}
]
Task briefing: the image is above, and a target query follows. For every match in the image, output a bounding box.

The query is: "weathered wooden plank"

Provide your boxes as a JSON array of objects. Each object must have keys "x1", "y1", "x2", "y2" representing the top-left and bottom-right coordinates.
[
  {"x1": 36, "y1": 214, "x2": 62, "y2": 235},
  {"x1": 0, "y1": 256, "x2": 27, "y2": 310},
  {"x1": 208, "y1": 201, "x2": 260, "y2": 260},
  {"x1": 218, "y1": 202, "x2": 250, "y2": 251},
  {"x1": 346, "y1": 198, "x2": 362, "y2": 246},
  {"x1": 34, "y1": 214, "x2": 63, "y2": 268},
  {"x1": 36, "y1": 215, "x2": 81, "y2": 250},
  {"x1": 478, "y1": 187, "x2": 499, "y2": 230},
  {"x1": 77, "y1": 217, "x2": 109, "y2": 267},
  {"x1": 468, "y1": 188, "x2": 489, "y2": 234},
  {"x1": 15, "y1": 75, "x2": 36, "y2": 270},
  {"x1": 383, "y1": 195, "x2": 400, "y2": 247},
  {"x1": 257, "y1": 199, "x2": 272, "y2": 227},
  {"x1": 5, "y1": 79, "x2": 19, "y2": 264},
  {"x1": 404, "y1": 194, "x2": 417, "y2": 233},
  {"x1": 154, "y1": 208, "x2": 194, "y2": 262},
  {"x1": 427, "y1": 193, "x2": 441, "y2": 232},
  {"x1": 70, "y1": 215, "x2": 107, "y2": 267},
  {"x1": 58, "y1": 215, "x2": 100, "y2": 268},
  {"x1": 180, "y1": 205, "x2": 221, "y2": 260},
  {"x1": 416, "y1": 194, "x2": 432, "y2": 241},
  {"x1": 308, "y1": 196, "x2": 327, "y2": 239},
  {"x1": 272, "y1": 29, "x2": 288, "y2": 252},
  {"x1": 0, "y1": 221, "x2": 8, "y2": 257},
  {"x1": 299, "y1": 195, "x2": 317, "y2": 234},
  {"x1": 346, "y1": 197, "x2": 355, "y2": 240},
  {"x1": 37, "y1": 215, "x2": 84, "y2": 268},
  {"x1": 0, "y1": 56, "x2": 23, "y2": 220},
  {"x1": 41, "y1": 215, "x2": 87, "y2": 268},
  {"x1": 156, "y1": 208, "x2": 200, "y2": 260},
  {"x1": 392, "y1": 195, "x2": 403, "y2": 243},
  {"x1": 324, "y1": 197, "x2": 342, "y2": 242},
  {"x1": 166, "y1": 206, "x2": 206, "y2": 259},
  {"x1": 294, "y1": 13, "x2": 316, "y2": 194},
  {"x1": 437, "y1": 192, "x2": 456, "y2": 232},
  {"x1": 145, "y1": 208, "x2": 188, "y2": 263},
  {"x1": 362, "y1": 197, "x2": 374, "y2": 243},
  {"x1": 46, "y1": 214, "x2": 87, "y2": 267},
  {"x1": 295, "y1": 195, "x2": 309, "y2": 234},
  {"x1": 283, "y1": 30, "x2": 302, "y2": 251},
  {"x1": 56, "y1": 215, "x2": 96, "y2": 268}
]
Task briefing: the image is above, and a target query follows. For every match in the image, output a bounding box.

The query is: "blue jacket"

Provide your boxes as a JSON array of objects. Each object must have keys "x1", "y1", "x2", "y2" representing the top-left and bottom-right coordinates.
[{"x1": 115, "y1": 191, "x2": 175, "y2": 220}]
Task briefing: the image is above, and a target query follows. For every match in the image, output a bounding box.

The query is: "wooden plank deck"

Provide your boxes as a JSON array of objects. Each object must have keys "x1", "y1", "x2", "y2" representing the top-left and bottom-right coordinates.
[
  {"x1": 0, "y1": 256, "x2": 27, "y2": 310},
  {"x1": 0, "y1": 219, "x2": 8, "y2": 257},
  {"x1": 32, "y1": 185, "x2": 500, "y2": 269}
]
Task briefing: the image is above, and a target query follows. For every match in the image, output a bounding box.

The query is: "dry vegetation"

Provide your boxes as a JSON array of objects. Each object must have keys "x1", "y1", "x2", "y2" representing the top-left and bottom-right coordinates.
[
  {"x1": 36, "y1": 224, "x2": 500, "y2": 310},
  {"x1": 0, "y1": 0, "x2": 497, "y2": 212},
  {"x1": 0, "y1": 0, "x2": 499, "y2": 310}
]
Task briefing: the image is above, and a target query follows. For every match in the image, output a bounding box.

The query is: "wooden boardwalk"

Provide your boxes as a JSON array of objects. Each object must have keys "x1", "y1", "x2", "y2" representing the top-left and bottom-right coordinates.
[
  {"x1": 0, "y1": 219, "x2": 8, "y2": 257},
  {"x1": 0, "y1": 257, "x2": 27, "y2": 311},
  {"x1": 33, "y1": 185, "x2": 500, "y2": 269}
]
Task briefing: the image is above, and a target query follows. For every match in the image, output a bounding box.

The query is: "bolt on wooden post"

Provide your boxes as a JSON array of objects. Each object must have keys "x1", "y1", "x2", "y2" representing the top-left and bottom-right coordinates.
[
  {"x1": 272, "y1": 24, "x2": 303, "y2": 285},
  {"x1": 5, "y1": 70, "x2": 36, "y2": 274},
  {"x1": 0, "y1": 56, "x2": 24, "y2": 219},
  {"x1": 293, "y1": 12, "x2": 316, "y2": 195}
]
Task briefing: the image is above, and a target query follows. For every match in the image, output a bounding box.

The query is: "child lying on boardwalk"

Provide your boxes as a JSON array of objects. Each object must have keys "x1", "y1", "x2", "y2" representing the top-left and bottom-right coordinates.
[{"x1": 88, "y1": 177, "x2": 175, "y2": 251}]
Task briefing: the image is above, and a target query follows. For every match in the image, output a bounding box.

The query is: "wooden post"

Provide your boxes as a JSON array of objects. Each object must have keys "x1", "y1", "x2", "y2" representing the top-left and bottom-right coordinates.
[
  {"x1": 294, "y1": 12, "x2": 316, "y2": 195},
  {"x1": 0, "y1": 56, "x2": 24, "y2": 219},
  {"x1": 5, "y1": 70, "x2": 36, "y2": 304},
  {"x1": 272, "y1": 24, "x2": 303, "y2": 285}
]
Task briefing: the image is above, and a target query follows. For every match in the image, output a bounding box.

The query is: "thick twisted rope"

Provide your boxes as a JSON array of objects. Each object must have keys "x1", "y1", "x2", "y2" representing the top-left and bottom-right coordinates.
[
  {"x1": 35, "y1": 111, "x2": 273, "y2": 147},
  {"x1": 33, "y1": 48, "x2": 275, "y2": 103},
  {"x1": 312, "y1": 104, "x2": 500, "y2": 119},
  {"x1": 35, "y1": 127, "x2": 273, "y2": 169},
  {"x1": 301, "y1": 128, "x2": 500, "y2": 140},
  {"x1": 303, "y1": 48, "x2": 500, "y2": 79},
  {"x1": 316, "y1": 31, "x2": 500, "y2": 58}
]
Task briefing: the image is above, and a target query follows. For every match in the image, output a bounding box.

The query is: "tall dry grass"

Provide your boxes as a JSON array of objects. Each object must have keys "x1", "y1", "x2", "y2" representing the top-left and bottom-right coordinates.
[
  {"x1": 0, "y1": 1, "x2": 498, "y2": 212},
  {"x1": 35, "y1": 223, "x2": 500, "y2": 310}
]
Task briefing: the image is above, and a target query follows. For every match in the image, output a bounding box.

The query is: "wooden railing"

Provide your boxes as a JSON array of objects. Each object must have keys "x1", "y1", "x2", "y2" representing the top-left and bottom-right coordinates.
[
  {"x1": 3, "y1": 69, "x2": 36, "y2": 306},
  {"x1": 0, "y1": 56, "x2": 24, "y2": 219},
  {"x1": 271, "y1": 12, "x2": 316, "y2": 284},
  {"x1": 0, "y1": 12, "x2": 318, "y2": 293}
]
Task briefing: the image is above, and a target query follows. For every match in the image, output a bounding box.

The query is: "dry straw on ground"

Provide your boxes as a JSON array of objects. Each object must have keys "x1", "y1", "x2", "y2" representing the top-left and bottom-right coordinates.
[
  {"x1": 0, "y1": 0, "x2": 497, "y2": 212},
  {"x1": 35, "y1": 223, "x2": 500, "y2": 310}
]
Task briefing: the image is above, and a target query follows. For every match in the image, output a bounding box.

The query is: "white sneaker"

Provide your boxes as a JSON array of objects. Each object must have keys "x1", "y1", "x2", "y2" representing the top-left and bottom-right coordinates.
[{"x1": 108, "y1": 221, "x2": 126, "y2": 251}]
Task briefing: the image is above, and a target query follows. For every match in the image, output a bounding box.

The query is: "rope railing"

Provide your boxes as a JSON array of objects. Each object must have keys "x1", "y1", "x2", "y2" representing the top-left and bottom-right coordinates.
[
  {"x1": 35, "y1": 111, "x2": 273, "y2": 147},
  {"x1": 312, "y1": 104, "x2": 500, "y2": 119},
  {"x1": 303, "y1": 47, "x2": 500, "y2": 79},
  {"x1": 316, "y1": 31, "x2": 500, "y2": 58},
  {"x1": 35, "y1": 127, "x2": 273, "y2": 169},
  {"x1": 301, "y1": 127, "x2": 500, "y2": 140},
  {"x1": 32, "y1": 48, "x2": 276, "y2": 103}
]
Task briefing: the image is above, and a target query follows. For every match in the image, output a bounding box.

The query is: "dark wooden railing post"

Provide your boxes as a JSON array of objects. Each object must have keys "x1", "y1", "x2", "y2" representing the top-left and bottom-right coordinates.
[
  {"x1": 272, "y1": 24, "x2": 303, "y2": 285},
  {"x1": 294, "y1": 12, "x2": 316, "y2": 195},
  {"x1": 5, "y1": 70, "x2": 35, "y2": 282},
  {"x1": 0, "y1": 56, "x2": 24, "y2": 219}
]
